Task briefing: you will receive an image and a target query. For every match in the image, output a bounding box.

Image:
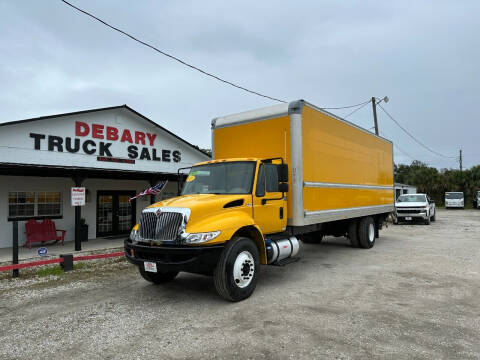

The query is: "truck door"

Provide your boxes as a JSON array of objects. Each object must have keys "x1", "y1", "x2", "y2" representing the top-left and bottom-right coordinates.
[{"x1": 253, "y1": 163, "x2": 287, "y2": 234}]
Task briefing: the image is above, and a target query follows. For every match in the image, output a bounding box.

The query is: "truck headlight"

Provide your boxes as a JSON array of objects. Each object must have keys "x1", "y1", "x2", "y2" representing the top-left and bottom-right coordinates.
[
  {"x1": 130, "y1": 228, "x2": 139, "y2": 241},
  {"x1": 185, "y1": 231, "x2": 221, "y2": 244}
]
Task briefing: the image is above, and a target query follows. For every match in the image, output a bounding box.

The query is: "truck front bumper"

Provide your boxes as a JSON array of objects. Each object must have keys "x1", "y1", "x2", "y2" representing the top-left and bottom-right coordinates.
[
  {"x1": 396, "y1": 211, "x2": 428, "y2": 220},
  {"x1": 446, "y1": 203, "x2": 464, "y2": 208},
  {"x1": 124, "y1": 239, "x2": 224, "y2": 274}
]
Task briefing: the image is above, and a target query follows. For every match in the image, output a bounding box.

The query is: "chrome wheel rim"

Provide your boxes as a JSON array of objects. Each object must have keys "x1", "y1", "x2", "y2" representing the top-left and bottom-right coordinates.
[
  {"x1": 368, "y1": 223, "x2": 375, "y2": 243},
  {"x1": 233, "y1": 251, "x2": 255, "y2": 288}
]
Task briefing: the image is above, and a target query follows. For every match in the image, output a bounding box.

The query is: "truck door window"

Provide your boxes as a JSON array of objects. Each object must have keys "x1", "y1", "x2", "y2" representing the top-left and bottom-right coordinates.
[
  {"x1": 265, "y1": 164, "x2": 279, "y2": 192},
  {"x1": 255, "y1": 165, "x2": 265, "y2": 197}
]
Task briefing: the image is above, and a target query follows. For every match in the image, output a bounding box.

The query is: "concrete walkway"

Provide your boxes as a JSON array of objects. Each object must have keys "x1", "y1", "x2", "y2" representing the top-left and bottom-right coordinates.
[{"x1": 0, "y1": 237, "x2": 126, "y2": 265}]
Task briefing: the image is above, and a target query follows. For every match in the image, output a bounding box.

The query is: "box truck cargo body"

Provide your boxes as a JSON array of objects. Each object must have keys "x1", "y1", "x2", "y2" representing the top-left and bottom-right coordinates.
[
  {"x1": 125, "y1": 100, "x2": 394, "y2": 301},
  {"x1": 212, "y1": 100, "x2": 394, "y2": 227}
]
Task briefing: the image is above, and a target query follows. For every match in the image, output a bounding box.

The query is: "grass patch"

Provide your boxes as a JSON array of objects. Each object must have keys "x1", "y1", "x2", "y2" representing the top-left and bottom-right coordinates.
[
  {"x1": 35, "y1": 266, "x2": 65, "y2": 277},
  {"x1": 0, "y1": 256, "x2": 129, "y2": 283}
]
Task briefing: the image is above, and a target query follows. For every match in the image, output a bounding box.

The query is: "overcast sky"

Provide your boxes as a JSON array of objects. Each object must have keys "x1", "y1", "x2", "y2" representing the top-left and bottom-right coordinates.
[{"x1": 1, "y1": 1, "x2": 479, "y2": 169}]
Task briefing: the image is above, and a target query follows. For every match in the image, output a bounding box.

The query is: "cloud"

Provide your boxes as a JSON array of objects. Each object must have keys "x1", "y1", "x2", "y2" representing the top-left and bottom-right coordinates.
[{"x1": 0, "y1": 0, "x2": 479, "y2": 169}]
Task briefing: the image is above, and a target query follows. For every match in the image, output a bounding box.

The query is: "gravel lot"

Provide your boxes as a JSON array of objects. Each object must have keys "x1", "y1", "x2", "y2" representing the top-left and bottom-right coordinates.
[{"x1": 0, "y1": 209, "x2": 479, "y2": 360}]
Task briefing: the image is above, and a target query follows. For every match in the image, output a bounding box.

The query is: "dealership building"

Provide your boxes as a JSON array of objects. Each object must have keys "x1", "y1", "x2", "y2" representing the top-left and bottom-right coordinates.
[{"x1": 0, "y1": 105, "x2": 210, "y2": 249}]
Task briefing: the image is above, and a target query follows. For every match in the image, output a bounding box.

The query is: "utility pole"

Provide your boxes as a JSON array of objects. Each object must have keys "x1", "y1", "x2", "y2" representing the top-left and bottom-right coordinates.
[
  {"x1": 459, "y1": 149, "x2": 463, "y2": 171},
  {"x1": 371, "y1": 97, "x2": 379, "y2": 135}
]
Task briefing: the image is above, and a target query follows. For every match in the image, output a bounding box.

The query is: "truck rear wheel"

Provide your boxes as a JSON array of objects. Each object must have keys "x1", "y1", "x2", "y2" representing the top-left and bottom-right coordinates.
[
  {"x1": 348, "y1": 220, "x2": 360, "y2": 247},
  {"x1": 214, "y1": 236, "x2": 260, "y2": 302},
  {"x1": 358, "y1": 217, "x2": 375, "y2": 249},
  {"x1": 139, "y1": 268, "x2": 179, "y2": 284}
]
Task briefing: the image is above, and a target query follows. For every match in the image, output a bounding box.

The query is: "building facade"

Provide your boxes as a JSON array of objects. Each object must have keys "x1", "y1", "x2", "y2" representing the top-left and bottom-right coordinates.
[
  {"x1": 0, "y1": 105, "x2": 210, "y2": 249},
  {"x1": 394, "y1": 183, "x2": 417, "y2": 200}
]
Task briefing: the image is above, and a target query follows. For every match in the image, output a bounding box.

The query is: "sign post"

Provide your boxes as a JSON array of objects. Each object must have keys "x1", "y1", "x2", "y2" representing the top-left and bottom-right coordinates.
[
  {"x1": 71, "y1": 186, "x2": 85, "y2": 251},
  {"x1": 12, "y1": 221, "x2": 19, "y2": 278}
]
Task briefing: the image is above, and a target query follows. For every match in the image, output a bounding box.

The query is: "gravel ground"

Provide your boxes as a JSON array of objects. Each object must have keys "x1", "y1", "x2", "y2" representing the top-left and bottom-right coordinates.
[{"x1": 0, "y1": 209, "x2": 479, "y2": 360}]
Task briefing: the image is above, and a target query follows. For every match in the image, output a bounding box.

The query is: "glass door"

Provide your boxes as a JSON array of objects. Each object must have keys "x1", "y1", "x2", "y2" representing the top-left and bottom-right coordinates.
[
  {"x1": 118, "y1": 195, "x2": 134, "y2": 232},
  {"x1": 97, "y1": 191, "x2": 136, "y2": 236}
]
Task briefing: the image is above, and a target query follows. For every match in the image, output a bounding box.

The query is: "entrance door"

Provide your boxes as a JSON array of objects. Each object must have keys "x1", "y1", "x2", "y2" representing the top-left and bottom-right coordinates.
[{"x1": 97, "y1": 191, "x2": 136, "y2": 236}]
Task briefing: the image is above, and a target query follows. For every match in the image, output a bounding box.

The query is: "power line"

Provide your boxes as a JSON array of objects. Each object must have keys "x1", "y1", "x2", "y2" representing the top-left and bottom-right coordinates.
[
  {"x1": 380, "y1": 130, "x2": 417, "y2": 162},
  {"x1": 320, "y1": 99, "x2": 371, "y2": 110},
  {"x1": 343, "y1": 100, "x2": 372, "y2": 118},
  {"x1": 377, "y1": 104, "x2": 456, "y2": 159},
  {"x1": 60, "y1": 0, "x2": 286, "y2": 103},
  {"x1": 59, "y1": 1, "x2": 391, "y2": 113}
]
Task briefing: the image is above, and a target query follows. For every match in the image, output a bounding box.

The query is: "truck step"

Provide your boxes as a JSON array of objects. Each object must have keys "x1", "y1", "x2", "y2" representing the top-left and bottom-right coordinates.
[{"x1": 272, "y1": 257, "x2": 300, "y2": 266}]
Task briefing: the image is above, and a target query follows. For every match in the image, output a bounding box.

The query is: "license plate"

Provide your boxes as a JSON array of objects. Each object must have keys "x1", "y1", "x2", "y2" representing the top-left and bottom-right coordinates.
[
  {"x1": 405, "y1": 217, "x2": 412, "y2": 220},
  {"x1": 144, "y1": 261, "x2": 157, "y2": 273}
]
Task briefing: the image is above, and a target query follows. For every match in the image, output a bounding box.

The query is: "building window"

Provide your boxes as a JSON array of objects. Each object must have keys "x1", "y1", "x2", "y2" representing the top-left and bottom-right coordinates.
[
  {"x1": 8, "y1": 191, "x2": 62, "y2": 219},
  {"x1": 8, "y1": 192, "x2": 35, "y2": 218},
  {"x1": 37, "y1": 192, "x2": 62, "y2": 216}
]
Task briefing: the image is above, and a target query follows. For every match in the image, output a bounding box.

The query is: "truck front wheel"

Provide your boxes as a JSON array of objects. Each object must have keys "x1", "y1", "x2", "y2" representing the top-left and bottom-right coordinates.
[
  {"x1": 139, "y1": 268, "x2": 178, "y2": 284},
  {"x1": 358, "y1": 217, "x2": 375, "y2": 249},
  {"x1": 214, "y1": 236, "x2": 260, "y2": 302}
]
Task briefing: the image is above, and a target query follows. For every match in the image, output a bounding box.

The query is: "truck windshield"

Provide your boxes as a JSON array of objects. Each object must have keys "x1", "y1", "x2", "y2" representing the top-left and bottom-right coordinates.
[
  {"x1": 445, "y1": 193, "x2": 464, "y2": 199},
  {"x1": 181, "y1": 161, "x2": 256, "y2": 195},
  {"x1": 397, "y1": 194, "x2": 426, "y2": 202}
]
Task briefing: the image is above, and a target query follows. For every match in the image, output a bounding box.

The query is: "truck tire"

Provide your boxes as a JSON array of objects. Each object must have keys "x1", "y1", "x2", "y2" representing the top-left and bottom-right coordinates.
[
  {"x1": 298, "y1": 232, "x2": 323, "y2": 244},
  {"x1": 358, "y1": 217, "x2": 375, "y2": 249},
  {"x1": 139, "y1": 268, "x2": 178, "y2": 284},
  {"x1": 424, "y1": 216, "x2": 431, "y2": 225},
  {"x1": 348, "y1": 220, "x2": 360, "y2": 247},
  {"x1": 431, "y1": 210, "x2": 436, "y2": 222},
  {"x1": 214, "y1": 236, "x2": 260, "y2": 302}
]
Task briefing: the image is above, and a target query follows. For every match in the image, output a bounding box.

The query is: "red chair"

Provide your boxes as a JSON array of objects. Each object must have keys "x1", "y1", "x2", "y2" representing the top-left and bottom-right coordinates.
[{"x1": 24, "y1": 219, "x2": 66, "y2": 248}]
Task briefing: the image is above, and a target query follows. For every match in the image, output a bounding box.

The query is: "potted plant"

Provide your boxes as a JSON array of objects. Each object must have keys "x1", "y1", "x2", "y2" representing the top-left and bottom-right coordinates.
[{"x1": 80, "y1": 218, "x2": 89, "y2": 242}]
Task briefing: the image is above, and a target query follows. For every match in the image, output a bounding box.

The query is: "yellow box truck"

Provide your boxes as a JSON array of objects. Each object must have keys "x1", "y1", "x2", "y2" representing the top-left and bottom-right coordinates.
[{"x1": 125, "y1": 100, "x2": 394, "y2": 301}]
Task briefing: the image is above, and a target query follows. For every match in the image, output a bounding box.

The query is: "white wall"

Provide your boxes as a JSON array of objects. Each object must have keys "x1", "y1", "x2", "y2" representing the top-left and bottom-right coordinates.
[{"x1": 0, "y1": 175, "x2": 178, "y2": 248}]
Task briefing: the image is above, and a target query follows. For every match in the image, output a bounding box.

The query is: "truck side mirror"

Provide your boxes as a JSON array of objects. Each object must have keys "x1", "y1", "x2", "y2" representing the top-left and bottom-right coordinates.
[
  {"x1": 278, "y1": 164, "x2": 288, "y2": 183},
  {"x1": 278, "y1": 183, "x2": 289, "y2": 193}
]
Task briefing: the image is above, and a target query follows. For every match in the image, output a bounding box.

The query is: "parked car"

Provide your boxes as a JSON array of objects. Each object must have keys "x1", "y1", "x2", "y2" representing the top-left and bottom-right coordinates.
[
  {"x1": 445, "y1": 192, "x2": 464, "y2": 209},
  {"x1": 395, "y1": 193, "x2": 436, "y2": 225}
]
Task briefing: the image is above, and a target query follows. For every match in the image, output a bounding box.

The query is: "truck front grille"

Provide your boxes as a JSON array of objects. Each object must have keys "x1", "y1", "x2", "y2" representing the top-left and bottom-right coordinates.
[
  {"x1": 397, "y1": 209, "x2": 423, "y2": 214},
  {"x1": 139, "y1": 211, "x2": 184, "y2": 241}
]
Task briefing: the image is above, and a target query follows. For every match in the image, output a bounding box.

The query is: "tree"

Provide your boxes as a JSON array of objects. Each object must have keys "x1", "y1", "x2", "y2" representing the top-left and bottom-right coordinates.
[{"x1": 394, "y1": 161, "x2": 480, "y2": 206}]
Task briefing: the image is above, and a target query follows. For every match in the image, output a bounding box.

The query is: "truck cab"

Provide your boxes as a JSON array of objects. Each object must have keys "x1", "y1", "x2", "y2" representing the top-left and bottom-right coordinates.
[
  {"x1": 445, "y1": 192, "x2": 464, "y2": 209},
  {"x1": 125, "y1": 158, "x2": 294, "y2": 301}
]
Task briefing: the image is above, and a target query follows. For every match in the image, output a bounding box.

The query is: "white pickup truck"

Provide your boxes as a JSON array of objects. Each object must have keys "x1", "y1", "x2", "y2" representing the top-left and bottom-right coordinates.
[{"x1": 395, "y1": 193, "x2": 436, "y2": 225}]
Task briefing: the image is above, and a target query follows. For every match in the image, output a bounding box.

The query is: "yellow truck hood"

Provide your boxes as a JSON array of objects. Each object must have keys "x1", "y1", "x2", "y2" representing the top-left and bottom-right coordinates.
[{"x1": 146, "y1": 194, "x2": 253, "y2": 234}]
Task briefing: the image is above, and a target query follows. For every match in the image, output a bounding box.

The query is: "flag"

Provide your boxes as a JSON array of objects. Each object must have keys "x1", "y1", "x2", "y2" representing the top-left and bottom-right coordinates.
[{"x1": 129, "y1": 181, "x2": 168, "y2": 202}]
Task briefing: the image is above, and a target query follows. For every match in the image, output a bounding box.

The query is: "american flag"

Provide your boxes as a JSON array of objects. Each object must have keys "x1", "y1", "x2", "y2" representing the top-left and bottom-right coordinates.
[{"x1": 129, "y1": 181, "x2": 168, "y2": 202}]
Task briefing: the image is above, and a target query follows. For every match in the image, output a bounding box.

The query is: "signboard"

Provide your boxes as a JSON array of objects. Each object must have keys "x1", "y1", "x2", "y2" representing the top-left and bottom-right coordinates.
[
  {"x1": 71, "y1": 187, "x2": 86, "y2": 206},
  {"x1": 37, "y1": 247, "x2": 48, "y2": 257},
  {"x1": 0, "y1": 108, "x2": 210, "y2": 175}
]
